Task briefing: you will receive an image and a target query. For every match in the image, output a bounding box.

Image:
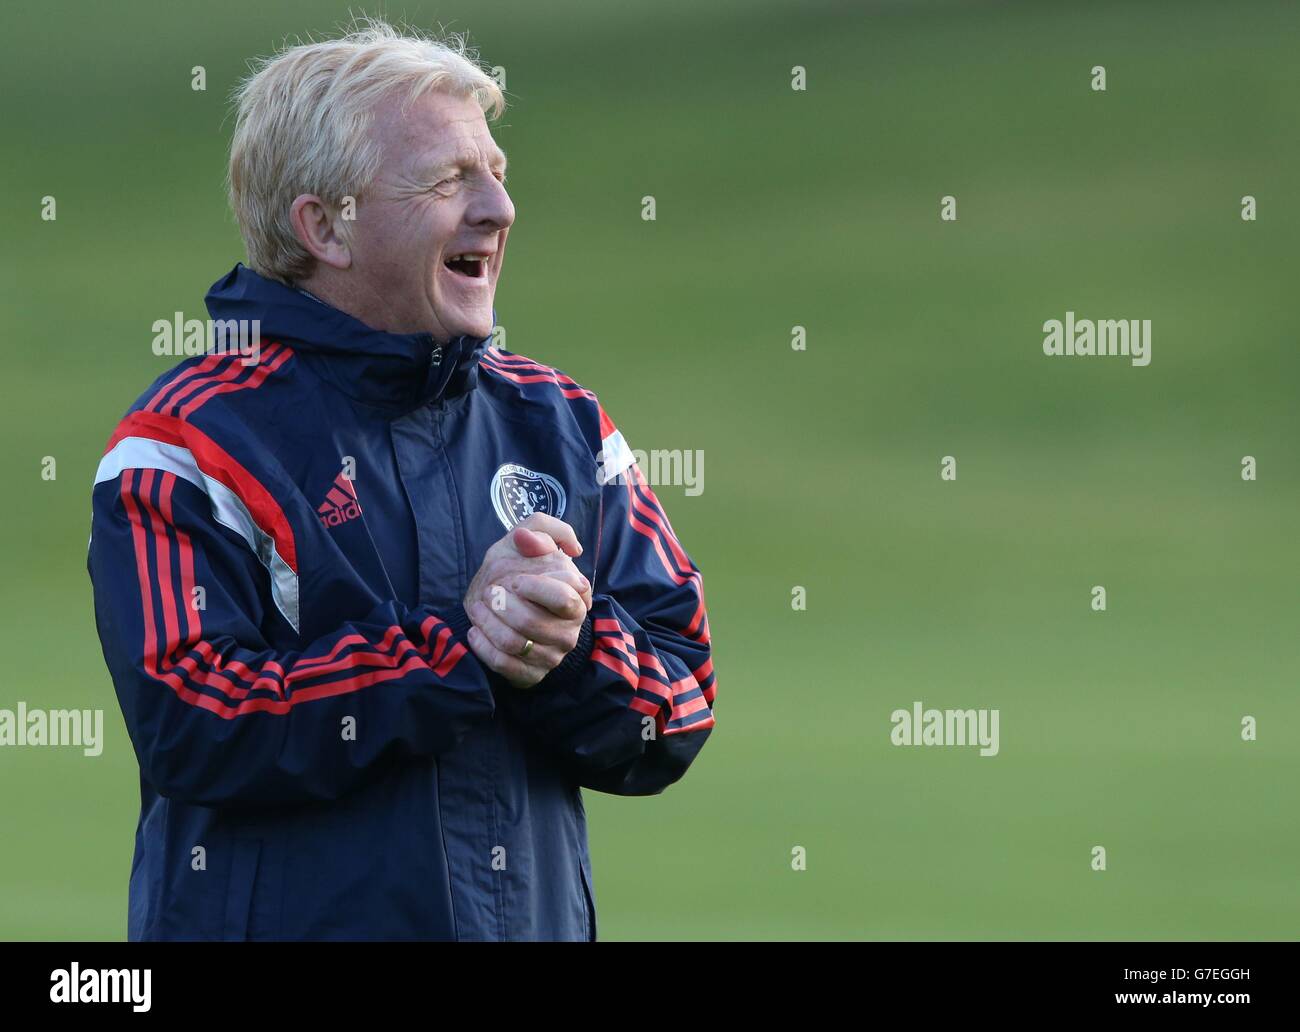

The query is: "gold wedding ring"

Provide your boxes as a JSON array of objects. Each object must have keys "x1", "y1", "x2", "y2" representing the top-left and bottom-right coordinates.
[{"x1": 519, "y1": 639, "x2": 535, "y2": 658}]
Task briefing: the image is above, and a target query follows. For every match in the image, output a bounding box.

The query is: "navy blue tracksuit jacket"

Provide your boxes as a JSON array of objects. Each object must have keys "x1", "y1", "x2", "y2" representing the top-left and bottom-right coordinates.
[{"x1": 87, "y1": 264, "x2": 717, "y2": 940}]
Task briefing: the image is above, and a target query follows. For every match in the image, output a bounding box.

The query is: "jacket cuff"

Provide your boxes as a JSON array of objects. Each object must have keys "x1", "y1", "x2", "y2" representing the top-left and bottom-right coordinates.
[
  {"x1": 534, "y1": 612, "x2": 594, "y2": 691},
  {"x1": 441, "y1": 602, "x2": 474, "y2": 643}
]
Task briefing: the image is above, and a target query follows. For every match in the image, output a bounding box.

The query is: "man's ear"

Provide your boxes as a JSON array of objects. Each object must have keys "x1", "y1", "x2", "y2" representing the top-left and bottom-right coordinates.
[{"x1": 289, "y1": 194, "x2": 352, "y2": 270}]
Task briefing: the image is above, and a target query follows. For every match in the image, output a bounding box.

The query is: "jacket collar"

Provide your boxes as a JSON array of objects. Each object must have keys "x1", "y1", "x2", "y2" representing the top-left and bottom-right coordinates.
[{"x1": 204, "y1": 263, "x2": 492, "y2": 415}]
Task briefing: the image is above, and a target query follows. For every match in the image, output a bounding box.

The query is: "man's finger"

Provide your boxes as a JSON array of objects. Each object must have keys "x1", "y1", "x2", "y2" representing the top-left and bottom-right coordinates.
[
  {"x1": 475, "y1": 559, "x2": 589, "y2": 608},
  {"x1": 466, "y1": 625, "x2": 546, "y2": 689},
  {"x1": 484, "y1": 590, "x2": 582, "y2": 652},
  {"x1": 508, "y1": 573, "x2": 588, "y2": 621},
  {"x1": 514, "y1": 514, "x2": 583, "y2": 557},
  {"x1": 469, "y1": 599, "x2": 566, "y2": 669},
  {"x1": 510, "y1": 527, "x2": 559, "y2": 559}
]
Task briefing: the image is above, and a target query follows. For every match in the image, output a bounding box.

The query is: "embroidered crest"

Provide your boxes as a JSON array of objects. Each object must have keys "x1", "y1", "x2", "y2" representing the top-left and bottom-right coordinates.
[{"x1": 490, "y1": 463, "x2": 567, "y2": 529}]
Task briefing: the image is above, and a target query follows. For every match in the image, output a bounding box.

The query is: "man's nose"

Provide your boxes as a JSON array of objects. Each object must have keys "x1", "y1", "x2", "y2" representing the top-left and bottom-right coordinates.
[{"x1": 469, "y1": 177, "x2": 515, "y2": 232}]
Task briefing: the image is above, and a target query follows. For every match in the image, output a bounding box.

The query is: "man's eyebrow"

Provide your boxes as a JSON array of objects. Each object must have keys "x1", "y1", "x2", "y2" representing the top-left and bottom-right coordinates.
[{"x1": 418, "y1": 147, "x2": 508, "y2": 178}]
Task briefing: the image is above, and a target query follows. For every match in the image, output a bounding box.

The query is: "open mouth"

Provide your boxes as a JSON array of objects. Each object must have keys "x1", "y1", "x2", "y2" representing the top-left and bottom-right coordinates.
[{"x1": 443, "y1": 253, "x2": 490, "y2": 280}]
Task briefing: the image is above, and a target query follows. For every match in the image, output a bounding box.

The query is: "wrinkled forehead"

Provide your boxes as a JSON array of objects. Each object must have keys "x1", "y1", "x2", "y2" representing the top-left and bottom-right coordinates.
[{"x1": 370, "y1": 89, "x2": 506, "y2": 176}]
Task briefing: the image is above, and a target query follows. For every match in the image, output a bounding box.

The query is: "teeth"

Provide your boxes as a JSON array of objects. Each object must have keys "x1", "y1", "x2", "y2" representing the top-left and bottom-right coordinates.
[{"x1": 449, "y1": 254, "x2": 489, "y2": 262}]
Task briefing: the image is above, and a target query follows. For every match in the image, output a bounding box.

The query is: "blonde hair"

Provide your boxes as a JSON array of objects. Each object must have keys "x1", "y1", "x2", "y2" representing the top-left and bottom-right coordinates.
[{"x1": 228, "y1": 17, "x2": 505, "y2": 283}]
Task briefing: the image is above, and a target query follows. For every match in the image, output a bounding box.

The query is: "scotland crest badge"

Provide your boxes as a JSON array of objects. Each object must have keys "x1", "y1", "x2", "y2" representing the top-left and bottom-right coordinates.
[{"x1": 490, "y1": 463, "x2": 567, "y2": 530}]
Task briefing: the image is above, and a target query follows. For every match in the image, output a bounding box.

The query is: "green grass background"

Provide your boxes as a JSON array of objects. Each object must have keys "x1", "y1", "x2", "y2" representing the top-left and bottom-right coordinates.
[{"x1": 1, "y1": 0, "x2": 1297, "y2": 939}]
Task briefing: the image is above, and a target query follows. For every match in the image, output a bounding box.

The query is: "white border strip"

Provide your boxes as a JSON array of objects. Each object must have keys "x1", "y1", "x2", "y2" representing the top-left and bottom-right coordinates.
[
  {"x1": 95, "y1": 436, "x2": 300, "y2": 633},
  {"x1": 597, "y1": 429, "x2": 637, "y2": 485}
]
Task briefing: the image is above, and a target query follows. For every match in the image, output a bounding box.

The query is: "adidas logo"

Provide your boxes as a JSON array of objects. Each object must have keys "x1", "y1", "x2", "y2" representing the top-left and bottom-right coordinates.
[{"x1": 318, "y1": 472, "x2": 362, "y2": 528}]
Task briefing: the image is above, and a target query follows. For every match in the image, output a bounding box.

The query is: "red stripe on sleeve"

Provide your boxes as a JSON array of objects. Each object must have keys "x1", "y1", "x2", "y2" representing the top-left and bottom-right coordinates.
[
  {"x1": 107, "y1": 409, "x2": 298, "y2": 573},
  {"x1": 177, "y1": 344, "x2": 292, "y2": 419}
]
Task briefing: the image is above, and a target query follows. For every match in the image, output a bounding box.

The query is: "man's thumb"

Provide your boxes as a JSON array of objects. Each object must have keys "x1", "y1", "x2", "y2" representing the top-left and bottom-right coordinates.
[{"x1": 511, "y1": 527, "x2": 558, "y2": 558}]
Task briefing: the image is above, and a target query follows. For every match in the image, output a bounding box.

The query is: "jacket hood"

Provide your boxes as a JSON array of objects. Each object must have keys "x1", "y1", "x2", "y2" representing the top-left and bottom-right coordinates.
[{"x1": 204, "y1": 263, "x2": 493, "y2": 416}]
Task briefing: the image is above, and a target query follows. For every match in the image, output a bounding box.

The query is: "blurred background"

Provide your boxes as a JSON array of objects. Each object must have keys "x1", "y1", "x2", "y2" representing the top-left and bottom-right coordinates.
[{"x1": 1, "y1": 0, "x2": 1297, "y2": 940}]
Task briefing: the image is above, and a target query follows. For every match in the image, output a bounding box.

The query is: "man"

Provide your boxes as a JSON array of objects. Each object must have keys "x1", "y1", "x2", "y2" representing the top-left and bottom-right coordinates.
[{"x1": 87, "y1": 20, "x2": 716, "y2": 941}]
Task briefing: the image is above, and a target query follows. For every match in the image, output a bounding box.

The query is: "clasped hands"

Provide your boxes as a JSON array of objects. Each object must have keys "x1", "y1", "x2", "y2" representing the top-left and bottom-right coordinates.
[{"x1": 462, "y1": 514, "x2": 592, "y2": 689}]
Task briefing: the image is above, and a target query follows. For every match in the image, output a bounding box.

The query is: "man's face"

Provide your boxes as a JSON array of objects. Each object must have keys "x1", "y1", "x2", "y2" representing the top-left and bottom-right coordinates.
[{"x1": 347, "y1": 89, "x2": 514, "y2": 340}]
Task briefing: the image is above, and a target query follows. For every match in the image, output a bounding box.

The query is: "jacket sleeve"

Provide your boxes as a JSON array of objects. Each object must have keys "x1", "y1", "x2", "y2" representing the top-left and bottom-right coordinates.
[
  {"x1": 89, "y1": 462, "x2": 494, "y2": 809},
  {"x1": 499, "y1": 414, "x2": 717, "y2": 796}
]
